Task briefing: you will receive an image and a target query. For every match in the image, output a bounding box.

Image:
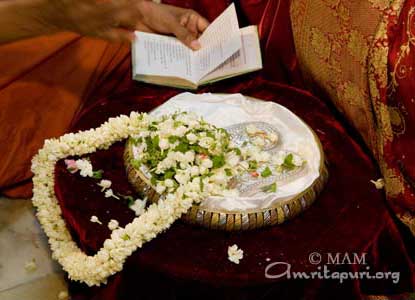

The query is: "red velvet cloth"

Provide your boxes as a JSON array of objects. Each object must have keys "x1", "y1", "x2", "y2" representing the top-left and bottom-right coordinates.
[
  {"x1": 54, "y1": 78, "x2": 415, "y2": 300},
  {"x1": 386, "y1": 0, "x2": 415, "y2": 220}
]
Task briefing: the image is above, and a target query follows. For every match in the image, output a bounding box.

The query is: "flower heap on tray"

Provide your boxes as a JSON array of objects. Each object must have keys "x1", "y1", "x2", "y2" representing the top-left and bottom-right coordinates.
[
  {"x1": 126, "y1": 112, "x2": 305, "y2": 204},
  {"x1": 31, "y1": 111, "x2": 305, "y2": 286}
]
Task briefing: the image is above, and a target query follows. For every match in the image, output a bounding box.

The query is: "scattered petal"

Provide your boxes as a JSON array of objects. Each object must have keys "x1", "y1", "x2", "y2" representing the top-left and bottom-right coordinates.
[
  {"x1": 228, "y1": 244, "x2": 244, "y2": 264},
  {"x1": 75, "y1": 159, "x2": 94, "y2": 177},
  {"x1": 90, "y1": 215, "x2": 102, "y2": 225},
  {"x1": 370, "y1": 178, "x2": 385, "y2": 190},
  {"x1": 64, "y1": 159, "x2": 78, "y2": 173},
  {"x1": 104, "y1": 189, "x2": 120, "y2": 199},
  {"x1": 98, "y1": 179, "x2": 112, "y2": 192}
]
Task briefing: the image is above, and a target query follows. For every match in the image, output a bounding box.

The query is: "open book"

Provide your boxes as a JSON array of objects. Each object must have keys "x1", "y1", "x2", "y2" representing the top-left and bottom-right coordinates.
[{"x1": 131, "y1": 3, "x2": 262, "y2": 90}]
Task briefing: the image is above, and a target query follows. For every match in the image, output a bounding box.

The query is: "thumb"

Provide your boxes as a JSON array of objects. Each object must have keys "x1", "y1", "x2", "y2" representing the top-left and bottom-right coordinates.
[{"x1": 170, "y1": 20, "x2": 201, "y2": 50}]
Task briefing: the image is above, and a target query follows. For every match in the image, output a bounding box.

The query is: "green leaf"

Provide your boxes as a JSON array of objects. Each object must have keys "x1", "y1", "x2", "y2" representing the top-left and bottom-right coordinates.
[
  {"x1": 212, "y1": 154, "x2": 225, "y2": 169},
  {"x1": 175, "y1": 142, "x2": 189, "y2": 153},
  {"x1": 248, "y1": 160, "x2": 258, "y2": 171},
  {"x1": 92, "y1": 170, "x2": 103, "y2": 179},
  {"x1": 174, "y1": 121, "x2": 183, "y2": 128},
  {"x1": 261, "y1": 166, "x2": 272, "y2": 178},
  {"x1": 152, "y1": 136, "x2": 160, "y2": 149},
  {"x1": 150, "y1": 177, "x2": 157, "y2": 186},
  {"x1": 190, "y1": 145, "x2": 208, "y2": 155},
  {"x1": 131, "y1": 159, "x2": 141, "y2": 169},
  {"x1": 131, "y1": 137, "x2": 143, "y2": 145},
  {"x1": 262, "y1": 182, "x2": 277, "y2": 193},
  {"x1": 225, "y1": 168, "x2": 232, "y2": 176},
  {"x1": 124, "y1": 195, "x2": 135, "y2": 206},
  {"x1": 168, "y1": 136, "x2": 179, "y2": 143},
  {"x1": 199, "y1": 179, "x2": 204, "y2": 192},
  {"x1": 282, "y1": 153, "x2": 295, "y2": 170},
  {"x1": 206, "y1": 131, "x2": 215, "y2": 138},
  {"x1": 163, "y1": 169, "x2": 175, "y2": 180},
  {"x1": 233, "y1": 148, "x2": 242, "y2": 156}
]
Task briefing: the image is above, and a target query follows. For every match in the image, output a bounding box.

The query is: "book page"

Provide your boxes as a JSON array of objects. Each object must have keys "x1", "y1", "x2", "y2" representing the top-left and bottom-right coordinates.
[
  {"x1": 200, "y1": 26, "x2": 262, "y2": 84},
  {"x1": 192, "y1": 3, "x2": 242, "y2": 82},
  {"x1": 132, "y1": 31, "x2": 194, "y2": 82}
]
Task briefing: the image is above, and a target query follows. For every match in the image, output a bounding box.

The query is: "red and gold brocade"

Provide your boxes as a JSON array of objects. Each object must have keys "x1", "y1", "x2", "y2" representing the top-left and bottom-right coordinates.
[{"x1": 289, "y1": 0, "x2": 415, "y2": 234}]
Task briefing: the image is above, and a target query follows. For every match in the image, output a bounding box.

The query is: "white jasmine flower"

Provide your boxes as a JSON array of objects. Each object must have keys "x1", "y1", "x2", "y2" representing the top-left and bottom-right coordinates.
[
  {"x1": 90, "y1": 215, "x2": 102, "y2": 225},
  {"x1": 198, "y1": 165, "x2": 209, "y2": 175},
  {"x1": 75, "y1": 159, "x2": 93, "y2": 177},
  {"x1": 24, "y1": 259, "x2": 37, "y2": 272},
  {"x1": 199, "y1": 137, "x2": 214, "y2": 149},
  {"x1": 186, "y1": 133, "x2": 198, "y2": 144},
  {"x1": 155, "y1": 184, "x2": 166, "y2": 194},
  {"x1": 108, "y1": 219, "x2": 119, "y2": 231},
  {"x1": 129, "y1": 198, "x2": 147, "y2": 216},
  {"x1": 190, "y1": 166, "x2": 200, "y2": 176},
  {"x1": 228, "y1": 244, "x2": 244, "y2": 264},
  {"x1": 184, "y1": 151, "x2": 195, "y2": 163},
  {"x1": 174, "y1": 125, "x2": 188, "y2": 136},
  {"x1": 201, "y1": 158, "x2": 213, "y2": 169},
  {"x1": 159, "y1": 138, "x2": 170, "y2": 150},
  {"x1": 164, "y1": 179, "x2": 174, "y2": 188},
  {"x1": 370, "y1": 178, "x2": 385, "y2": 190},
  {"x1": 175, "y1": 172, "x2": 190, "y2": 185},
  {"x1": 105, "y1": 189, "x2": 120, "y2": 199},
  {"x1": 212, "y1": 170, "x2": 227, "y2": 185},
  {"x1": 97, "y1": 179, "x2": 112, "y2": 191}
]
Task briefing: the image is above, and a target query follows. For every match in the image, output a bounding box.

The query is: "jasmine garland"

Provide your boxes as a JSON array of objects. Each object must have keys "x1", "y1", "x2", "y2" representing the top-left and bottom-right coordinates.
[
  {"x1": 31, "y1": 111, "x2": 305, "y2": 287},
  {"x1": 31, "y1": 112, "x2": 239, "y2": 286}
]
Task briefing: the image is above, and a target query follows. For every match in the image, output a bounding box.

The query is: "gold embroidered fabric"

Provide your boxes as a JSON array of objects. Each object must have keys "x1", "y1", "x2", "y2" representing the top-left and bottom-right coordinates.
[
  {"x1": 290, "y1": 0, "x2": 415, "y2": 234},
  {"x1": 290, "y1": 0, "x2": 385, "y2": 151}
]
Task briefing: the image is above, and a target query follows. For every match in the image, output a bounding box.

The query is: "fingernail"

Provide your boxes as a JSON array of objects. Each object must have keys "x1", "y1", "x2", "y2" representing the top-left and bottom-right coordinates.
[{"x1": 190, "y1": 40, "x2": 201, "y2": 50}]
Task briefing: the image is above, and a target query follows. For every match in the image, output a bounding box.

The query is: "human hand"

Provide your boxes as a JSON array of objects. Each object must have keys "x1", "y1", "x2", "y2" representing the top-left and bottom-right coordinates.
[
  {"x1": 35, "y1": 0, "x2": 142, "y2": 42},
  {"x1": 135, "y1": 1, "x2": 210, "y2": 50},
  {"x1": 35, "y1": 0, "x2": 209, "y2": 49}
]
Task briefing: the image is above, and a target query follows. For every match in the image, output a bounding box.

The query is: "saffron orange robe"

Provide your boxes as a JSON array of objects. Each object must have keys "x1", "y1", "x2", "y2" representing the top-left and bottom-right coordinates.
[
  {"x1": 0, "y1": 0, "x2": 282, "y2": 198},
  {"x1": 0, "y1": 34, "x2": 131, "y2": 197}
]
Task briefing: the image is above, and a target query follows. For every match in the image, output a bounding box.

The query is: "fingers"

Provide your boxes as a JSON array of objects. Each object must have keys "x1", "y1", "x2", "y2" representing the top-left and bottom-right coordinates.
[
  {"x1": 186, "y1": 14, "x2": 199, "y2": 35},
  {"x1": 180, "y1": 11, "x2": 210, "y2": 36},
  {"x1": 170, "y1": 20, "x2": 200, "y2": 50},
  {"x1": 196, "y1": 15, "x2": 209, "y2": 32}
]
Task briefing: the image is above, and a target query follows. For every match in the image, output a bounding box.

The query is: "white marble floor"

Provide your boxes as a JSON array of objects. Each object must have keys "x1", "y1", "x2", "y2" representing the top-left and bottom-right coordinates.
[{"x1": 0, "y1": 198, "x2": 67, "y2": 300}]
